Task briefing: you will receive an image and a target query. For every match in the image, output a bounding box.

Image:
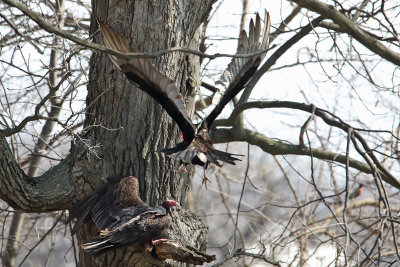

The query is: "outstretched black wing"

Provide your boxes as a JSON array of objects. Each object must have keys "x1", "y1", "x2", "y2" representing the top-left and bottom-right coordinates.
[
  {"x1": 202, "y1": 10, "x2": 271, "y2": 129},
  {"x1": 98, "y1": 21, "x2": 196, "y2": 142}
]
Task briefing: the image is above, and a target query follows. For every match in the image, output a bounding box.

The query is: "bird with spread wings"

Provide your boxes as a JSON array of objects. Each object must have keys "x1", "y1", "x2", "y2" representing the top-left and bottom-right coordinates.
[{"x1": 98, "y1": 11, "x2": 271, "y2": 184}]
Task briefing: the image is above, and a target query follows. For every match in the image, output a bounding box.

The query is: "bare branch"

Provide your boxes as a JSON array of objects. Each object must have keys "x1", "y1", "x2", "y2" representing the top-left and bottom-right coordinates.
[
  {"x1": 0, "y1": 136, "x2": 75, "y2": 212},
  {"x1": 2, "y1": 0, "x2": 269, "y2": 61},
  {"x1": 291, "y1": 0, "x2": 400, "y2": 66},
  {"x1": 212, "y1": 248, "x2": 282, "y2": 267},
  {"x1": 211, "y1": 127, "x2": 400, "y2": 189}
]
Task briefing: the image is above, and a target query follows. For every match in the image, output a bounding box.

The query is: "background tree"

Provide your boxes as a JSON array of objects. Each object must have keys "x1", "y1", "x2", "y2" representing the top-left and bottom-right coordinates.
[{"x1": 0, "y1": 0, "x2": 399, "y2": 266}]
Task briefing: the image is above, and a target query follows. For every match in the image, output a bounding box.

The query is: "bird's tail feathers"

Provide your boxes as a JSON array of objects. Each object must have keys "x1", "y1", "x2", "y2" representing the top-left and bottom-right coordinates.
[
  {"x1": 68, "y1": 192, "x2": 102, "y2": 235},
  {"x1": 211, "y1": 149, "x2": 243, "y2": 165},
  {"x1": 205, "y1": 152, "x2": 222, "y2": 167}
]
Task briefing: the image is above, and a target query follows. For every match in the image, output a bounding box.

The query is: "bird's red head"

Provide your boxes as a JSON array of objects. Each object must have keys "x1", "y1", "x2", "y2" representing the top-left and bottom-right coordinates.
[
  {"x1": 162, "y1": 199, "x2": 178, "y2": 208},
  {"x1": 179, "y1": 133, "x2": 184, "y2": 141}
]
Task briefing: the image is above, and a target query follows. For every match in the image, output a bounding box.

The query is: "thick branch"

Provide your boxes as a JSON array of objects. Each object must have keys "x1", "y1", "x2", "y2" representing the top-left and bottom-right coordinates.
[
  {"x1": 211, "y1": 128, "x2": 400, "y2": 189},
  {"x1": 0, "y1": 136, "x2": 75, "y2": 212},
  {"x1": 153, "y1": 240, "x2": 215, "y2": 265},
  {"x1": 214, "y1": 100, "x2": 400, "y2": 188},
  {"x1": 215, "y1": 101, "x2": 337, "y2": 127},
  {"x1": 291, "y1": 0, "x2": 400, "y2": 66}
]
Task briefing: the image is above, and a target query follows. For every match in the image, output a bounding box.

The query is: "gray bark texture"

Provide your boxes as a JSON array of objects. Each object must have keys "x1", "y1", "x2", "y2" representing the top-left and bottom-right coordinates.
[{"x1": 0, "y1": 0, "x2": 217, "y2": 266}]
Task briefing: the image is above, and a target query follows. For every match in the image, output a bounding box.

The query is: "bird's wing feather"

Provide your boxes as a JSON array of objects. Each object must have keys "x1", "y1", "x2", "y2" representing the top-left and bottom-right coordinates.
[
  {"x1": 98, "y1": 20, "x2": 195, "y2": 142},
  {"x1": 103, "y1": 209, "x2": 164, "y2": 235},
  {"x1": 98, "y1": 208, "x2": 168, "y2": 245},
  {"x1": 91, "y1": 176, "x2": 147, "y2": 230},
  {"x1": 203, "y1": 10, "x2": 271, "y2": 129},
  {"x1": 68, "y1": 176, "x2": 144, "y2": 234},
  {"x1": 68, "y1": 190, "x2": 103, "y2": 235},
  {"x1": 68, "y1": 181, "x2": 119, "y2": 233}
]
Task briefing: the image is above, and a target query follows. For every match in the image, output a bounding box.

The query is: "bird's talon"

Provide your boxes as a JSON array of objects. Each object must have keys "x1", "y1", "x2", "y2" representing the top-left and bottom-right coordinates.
[{"x1": 202, "y1": 176, "x2": 211, "y2": 189}]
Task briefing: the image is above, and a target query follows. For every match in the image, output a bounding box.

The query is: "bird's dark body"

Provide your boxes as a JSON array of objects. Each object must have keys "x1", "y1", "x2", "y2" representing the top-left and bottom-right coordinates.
[
  {"x1": 68, "y1": 175, "x2": 145, "y2": 234},
  {"x1": 82, "y1": 206, "x2": 171, "y2": 253},
  {"x1": 67, "y1": 176, "x2": 176, "y2": 253}
]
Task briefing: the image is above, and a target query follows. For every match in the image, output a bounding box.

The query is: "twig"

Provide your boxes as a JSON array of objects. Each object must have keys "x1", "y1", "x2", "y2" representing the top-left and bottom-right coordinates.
[
  {"x1": 299, "y1": 104, "x2": 316, "y2": 150},
  {"x1": 18, "y1": 211, "x2": 64, "y2": 267},
  {"x1": 2, "y1": 0, "x2": 269, "y2": 61},
  {"x1": 291, "y1": 0, "x2": 400, "y2": 66},
  {"x1": 212, "y1": 248, "x2": 281, "y2": 267}
]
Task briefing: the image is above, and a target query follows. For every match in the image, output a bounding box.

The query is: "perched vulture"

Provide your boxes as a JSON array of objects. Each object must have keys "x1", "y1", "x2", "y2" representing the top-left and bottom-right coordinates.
[
  {"x1": 98, "y1": 11, "x2": 271, "y2": 183},
  {"x1": 67, "y1": 176, "x2": 178, "y2": 252}
]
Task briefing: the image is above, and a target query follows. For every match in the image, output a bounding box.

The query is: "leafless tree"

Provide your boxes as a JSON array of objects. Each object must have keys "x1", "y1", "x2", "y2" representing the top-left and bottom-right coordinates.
[{"x1": 0, "y1": 0, "x2": 399, "y2": 266}]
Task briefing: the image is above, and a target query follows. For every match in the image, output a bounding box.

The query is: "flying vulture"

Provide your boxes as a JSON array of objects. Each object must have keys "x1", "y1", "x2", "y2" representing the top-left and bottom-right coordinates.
[
  {"x1": 67, "y1": 175, "x2": 178, "y2": 252},
  {"x1": 98, "y1": 11, "x2": 271, "y2": 183}
]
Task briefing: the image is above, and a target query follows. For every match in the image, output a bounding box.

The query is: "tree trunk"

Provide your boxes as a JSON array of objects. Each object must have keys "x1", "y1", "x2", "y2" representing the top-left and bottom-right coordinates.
[{"x1": 70, "y1": 0, "x2": 215, "y2": 266}]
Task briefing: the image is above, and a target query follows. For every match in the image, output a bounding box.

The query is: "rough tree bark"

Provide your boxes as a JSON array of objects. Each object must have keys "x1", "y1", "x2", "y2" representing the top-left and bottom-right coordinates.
[
  {"x1": 0, "y1": 0, "x2": 216, "y2": 266},
  {"x1": 72, "y1": 1, "x2": 215, "y2": 265}
]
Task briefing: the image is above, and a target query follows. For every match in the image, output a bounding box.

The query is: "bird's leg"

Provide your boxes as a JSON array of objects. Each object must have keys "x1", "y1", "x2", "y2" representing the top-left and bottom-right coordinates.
[
  {"x1": 176, "y1": 163, "x2": 188, "y2": 174},
  {"x1": 201, "y1": 167, "x2": 211, "y2": 188}
]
